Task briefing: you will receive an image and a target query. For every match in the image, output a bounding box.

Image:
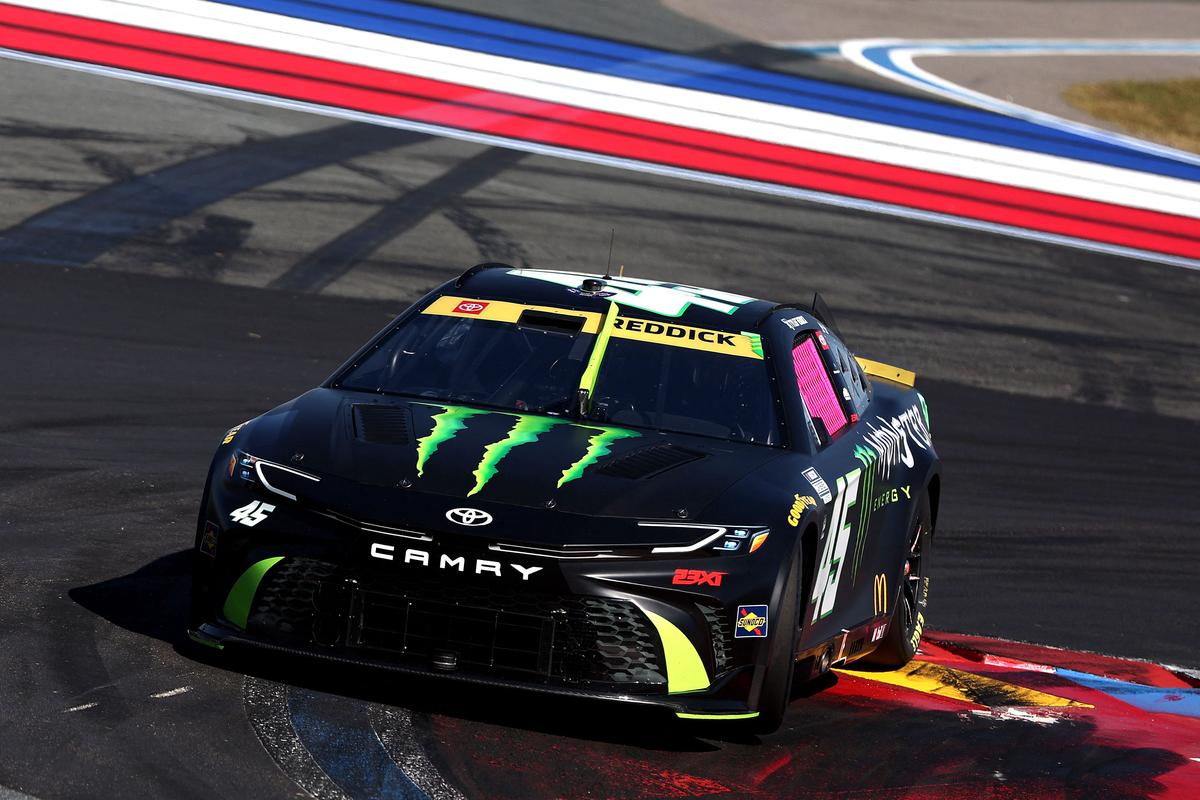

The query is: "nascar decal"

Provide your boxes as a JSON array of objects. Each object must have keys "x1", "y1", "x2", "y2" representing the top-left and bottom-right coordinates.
[
  {"x1": 811, "y1": 469, "x2": 862, "y2": 621},
  {"x1": 610, "y1": 317, "x2": 762, "y2": 359},
  {"x1": 802, "y1": 467, "x2": 832, "y2": 503},
  {"x1": 221, "y1": 422, "x2": 245, "y2": 445},
  {"x1": 508, "y1": 270, "x2": 755, "y2": 317},
  {"x1": 413, "y1": 404, "x2": 639, "y2": 494},
  {"x1": 735, "y1": 605, "x2": 769, "y2": 638}
]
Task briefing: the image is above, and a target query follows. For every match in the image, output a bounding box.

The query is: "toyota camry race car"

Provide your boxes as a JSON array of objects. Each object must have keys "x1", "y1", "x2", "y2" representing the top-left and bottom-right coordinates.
[{"x1": 189, "y1": 264, "x2": 940, "y2": 732}]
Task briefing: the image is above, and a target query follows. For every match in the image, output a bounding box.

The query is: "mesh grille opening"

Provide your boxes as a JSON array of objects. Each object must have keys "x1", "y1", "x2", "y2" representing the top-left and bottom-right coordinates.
[{"x1": 353, "y1": 404, "x2": 411, "y2": 444}]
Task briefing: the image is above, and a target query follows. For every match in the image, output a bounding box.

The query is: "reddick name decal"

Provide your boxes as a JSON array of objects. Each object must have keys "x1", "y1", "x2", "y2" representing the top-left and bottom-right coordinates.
[{"x1": 370, "y1": 542, "x2": 543, "y2": 581}]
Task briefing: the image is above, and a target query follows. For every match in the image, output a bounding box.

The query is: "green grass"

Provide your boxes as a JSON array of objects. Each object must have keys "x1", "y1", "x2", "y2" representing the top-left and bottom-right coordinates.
[{"x1": 1063, "y1": 78, "x2": 1200, "y2": 154}]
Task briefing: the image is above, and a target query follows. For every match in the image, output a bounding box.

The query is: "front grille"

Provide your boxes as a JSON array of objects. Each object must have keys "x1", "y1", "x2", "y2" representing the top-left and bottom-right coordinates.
[{"x1": 245, "y1": 558, "x2": 666, "y2": 689}]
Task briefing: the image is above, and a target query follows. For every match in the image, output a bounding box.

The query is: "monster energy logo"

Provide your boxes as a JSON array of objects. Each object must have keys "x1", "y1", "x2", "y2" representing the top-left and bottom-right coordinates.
[
  {"x1": 414, "y1": 404, "x2": 640, "y2": 496},
  {"x1": 851, "y1": 445, "x2": 878, "y2": 584}
]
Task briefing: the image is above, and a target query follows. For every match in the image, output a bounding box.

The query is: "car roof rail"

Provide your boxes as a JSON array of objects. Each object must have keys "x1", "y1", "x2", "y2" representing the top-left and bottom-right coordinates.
[
  {"x1": 755, "y1": 294, "x2": 842, "y2": 338},
  {"x1": 454, "y1": 262, "x2": 512, "y2": 289}
]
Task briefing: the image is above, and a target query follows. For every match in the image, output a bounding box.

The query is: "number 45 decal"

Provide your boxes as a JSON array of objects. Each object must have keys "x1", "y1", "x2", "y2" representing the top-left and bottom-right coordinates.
[
  {"x1": 810, "y1": 468, "x2": 861, "y2": 621},
  {"x1": 230, "y1": 500, "x2": 275, "y2": 527}
]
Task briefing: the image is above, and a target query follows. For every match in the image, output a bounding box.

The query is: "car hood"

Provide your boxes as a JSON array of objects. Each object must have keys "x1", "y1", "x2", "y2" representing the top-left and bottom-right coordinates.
[{"x1": 237, "y1": 389, "x2": 786, "y2": 546}]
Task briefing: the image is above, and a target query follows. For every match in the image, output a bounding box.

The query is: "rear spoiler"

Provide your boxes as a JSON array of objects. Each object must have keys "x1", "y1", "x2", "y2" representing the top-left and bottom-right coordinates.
[{"x1": 855, "y1": 356, "x2": 915, "y2": 387}]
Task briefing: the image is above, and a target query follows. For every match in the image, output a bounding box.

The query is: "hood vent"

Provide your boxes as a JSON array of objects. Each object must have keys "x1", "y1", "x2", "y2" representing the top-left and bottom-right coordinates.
[
  {"x1": 353, "y1": 404, "x2": 411, "y2": 445},
  {"x1": 600, "y1": 443, "x2": 704, "y2": 480}
]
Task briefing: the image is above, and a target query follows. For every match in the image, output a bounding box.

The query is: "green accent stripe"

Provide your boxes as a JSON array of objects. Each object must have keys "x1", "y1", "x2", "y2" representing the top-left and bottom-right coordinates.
[
  {"x1": 223, "y1": 557, "x2": 283, "y2": 630},
  {"x1": 578, "y1": 300, "x2": 618, "y2": 399},
  {"x1": 469, "y1": 415, "x2": 564, "y2": 496},
  {"x1": 187, "y1": 630, "x2": 225, "y2": 651},
  {"x1": 643, "y1": 609, "x2": 710, "y2": 694},
  {"x1": 676, "y1": 711, "x2": 760, "y2": 720},
  {"x1": 415, "y1": 405, "x2": 486, "y2": 477}
]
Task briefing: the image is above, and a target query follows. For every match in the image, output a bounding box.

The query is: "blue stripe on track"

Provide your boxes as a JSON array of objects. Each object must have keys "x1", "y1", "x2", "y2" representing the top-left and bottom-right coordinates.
[
  {"x1": 288, "y1": 688, "x2": 430, "y2": 800},
  {"x1": 213, "y1": 0, "x2": 1200, "y2": 182},
  {"x1": 1058, "y1": 669, "x2": 1200, "y2": 719}
]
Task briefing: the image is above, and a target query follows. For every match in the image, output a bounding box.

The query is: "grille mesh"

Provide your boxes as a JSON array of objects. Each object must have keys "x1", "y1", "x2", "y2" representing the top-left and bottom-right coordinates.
[
  {"x1": 245, "y1": 558, "x2": 666, "y2": 689},
  {"x1": 353, "y1": 404, "x2": 411, "y2": 444}
]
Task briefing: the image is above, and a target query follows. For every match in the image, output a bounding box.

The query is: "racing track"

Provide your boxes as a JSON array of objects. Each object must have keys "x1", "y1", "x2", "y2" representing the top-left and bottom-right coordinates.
[{"x1": 1, "y1": 1, "x2": 1199, "y2": 798}]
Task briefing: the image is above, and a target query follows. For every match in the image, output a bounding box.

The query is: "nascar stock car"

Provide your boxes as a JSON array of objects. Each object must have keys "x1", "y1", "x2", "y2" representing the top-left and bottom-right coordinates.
[{"x1": 189, "y1": 264, "x2": 940, "y2": 731}]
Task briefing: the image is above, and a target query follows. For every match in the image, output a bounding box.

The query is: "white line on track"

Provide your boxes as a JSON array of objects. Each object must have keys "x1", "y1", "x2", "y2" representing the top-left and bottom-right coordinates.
[
  {"x1": 62, "y1": 702, "x2": 98, "y2": 713},
  {"x1": 828, "y1": 38, "x2": 1200, "y2": 165},
  {"x1": 3, "y1": 47, "x2": 1197, "y2": 273},
  {"x1": 8, "y1": 0, "x2": 1200, "y2": 217},
  {"x1": 149, "y1": 686, "x2": 192, "y2": 699}
]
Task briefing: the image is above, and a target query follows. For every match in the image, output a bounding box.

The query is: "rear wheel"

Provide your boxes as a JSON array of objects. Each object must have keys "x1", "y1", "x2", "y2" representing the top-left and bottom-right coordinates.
[{"x1": 864, "y1": 491, "x2": 932, "y2": 667}]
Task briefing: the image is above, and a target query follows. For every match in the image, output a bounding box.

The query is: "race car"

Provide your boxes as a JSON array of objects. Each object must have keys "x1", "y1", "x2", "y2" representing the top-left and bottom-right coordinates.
[{"x1": 189, "y1": 263, "x2": 940, "y2": 732}]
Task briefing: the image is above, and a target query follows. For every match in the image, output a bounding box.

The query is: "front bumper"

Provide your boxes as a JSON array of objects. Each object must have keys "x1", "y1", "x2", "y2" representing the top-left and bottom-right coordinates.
[{"x1": 191, "y1": 498, "x2": 784, "y2": 719}]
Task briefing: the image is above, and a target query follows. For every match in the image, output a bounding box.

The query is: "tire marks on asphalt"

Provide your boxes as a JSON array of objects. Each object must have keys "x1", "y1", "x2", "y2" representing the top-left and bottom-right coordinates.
[
  {"x1": 269, "y1": 147, "x2": 526, "y2": 293},
  {"x1": 0, "y1": 122, "x2": 427, "y2": 268}
]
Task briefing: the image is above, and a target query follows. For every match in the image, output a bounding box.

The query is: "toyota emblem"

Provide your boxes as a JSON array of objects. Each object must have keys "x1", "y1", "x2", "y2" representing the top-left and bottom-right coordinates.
[{"x1": 446, "y1": 507, "x2": 493, "y2": 526}]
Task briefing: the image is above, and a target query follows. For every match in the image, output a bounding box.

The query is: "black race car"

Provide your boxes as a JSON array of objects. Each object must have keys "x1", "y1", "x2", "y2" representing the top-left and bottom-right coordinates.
[{"x1": 189, "y1": 264, "x2": 940, "y2": 732}]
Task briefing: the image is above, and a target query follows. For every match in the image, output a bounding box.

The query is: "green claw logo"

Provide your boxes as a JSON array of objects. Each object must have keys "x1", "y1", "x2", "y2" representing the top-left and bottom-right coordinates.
[
  {"x1": 471, "y1": 415, "x2": 566, "y2": 496},
  {"x1": 416, "y1": 406, "x2": 486, "y2": 477},
  {"x1": 557, "y1": 427, "x2": 641, "y2": 488},
  {"x1": 414, "y1": 404, "x2": 639, "y2": 495}
]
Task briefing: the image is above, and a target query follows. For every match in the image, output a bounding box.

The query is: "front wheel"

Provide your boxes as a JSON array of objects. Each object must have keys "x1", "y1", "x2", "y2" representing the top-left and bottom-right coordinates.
[
  {"x1": 863, "y1": 491, "x2": 932, "y2": 667},
  {"x1": 753, "y1": 548, "x2": 801, "y2": 733}
]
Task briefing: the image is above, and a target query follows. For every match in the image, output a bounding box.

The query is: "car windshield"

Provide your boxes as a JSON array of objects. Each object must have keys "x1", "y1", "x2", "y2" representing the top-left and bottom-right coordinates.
[{"x1": 337, "y1": 300, "x2": 780, "y2": 445}]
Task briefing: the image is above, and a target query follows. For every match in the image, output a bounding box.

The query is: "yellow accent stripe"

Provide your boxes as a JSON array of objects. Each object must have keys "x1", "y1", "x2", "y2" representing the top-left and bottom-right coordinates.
[
  {"x1": 676, "y1": 711, "x2": 759, "y2": 720},
  {"x1": 838, "y1": 660, "x2": 1092, "y2": 708},
  {"x1": 855, "y1": 356, "x2": 916, "y2": 387},
  {"x1": 643, "y1": 610, "x2": 710, "y2": 694},
  {"x1": 611, "y1": 317, "x2": 762, "y2": 359},
  {"x1": 423, "y1": 296, "x2": 761, "y2": 360},
  {"x1": 423, "y1": 295, "x2": 602, "y2": 332},
  {"x1": 578, "y1": 300, "x2": 618, "y2": 397}
]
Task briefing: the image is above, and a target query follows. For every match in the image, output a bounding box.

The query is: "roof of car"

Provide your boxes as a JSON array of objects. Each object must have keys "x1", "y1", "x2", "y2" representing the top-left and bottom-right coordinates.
[{"x1": 453, "y1": 264, "x2": 782, "y2": 331}]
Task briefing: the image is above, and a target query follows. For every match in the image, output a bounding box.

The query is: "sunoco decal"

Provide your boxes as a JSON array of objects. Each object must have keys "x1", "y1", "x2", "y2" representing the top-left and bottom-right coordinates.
[{"x1": 735, "y1": 605, "x2": 769, "y2": 638}]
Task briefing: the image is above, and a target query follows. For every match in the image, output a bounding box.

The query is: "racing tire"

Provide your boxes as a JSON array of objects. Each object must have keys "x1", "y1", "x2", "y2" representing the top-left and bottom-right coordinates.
[
  {"x1": 753, "y1": 547, "x2": 802, "y2": 734},
  {"x1": 863, "y1": 491, "x2": 932, "y2": 667}
]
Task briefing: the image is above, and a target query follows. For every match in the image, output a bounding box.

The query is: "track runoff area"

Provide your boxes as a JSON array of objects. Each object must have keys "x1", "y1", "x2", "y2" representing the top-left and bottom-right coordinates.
[
  {"x1": 0, "y1": 1, "x2": 1198, "y2": 799},
  {"x1": 0, "y1": 0, "x2": 1199, "y2": 270}
]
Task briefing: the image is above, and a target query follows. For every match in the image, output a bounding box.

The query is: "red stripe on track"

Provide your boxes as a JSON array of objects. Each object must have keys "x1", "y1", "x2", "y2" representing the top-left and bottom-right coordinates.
[{"x1": 1, "y1": 4, "x2": 1198, "y2": 259}]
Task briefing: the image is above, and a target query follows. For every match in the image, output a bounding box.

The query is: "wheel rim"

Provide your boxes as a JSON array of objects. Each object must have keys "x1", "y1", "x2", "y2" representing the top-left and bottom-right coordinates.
[{"x1": 900, "y1": 515, "x2": 926, "y2": 638}]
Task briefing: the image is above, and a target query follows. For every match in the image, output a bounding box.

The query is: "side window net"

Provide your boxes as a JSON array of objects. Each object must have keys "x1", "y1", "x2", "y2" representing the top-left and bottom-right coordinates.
[{"x1": 792, "y1": 335, "x2": 848, "y2": 440}]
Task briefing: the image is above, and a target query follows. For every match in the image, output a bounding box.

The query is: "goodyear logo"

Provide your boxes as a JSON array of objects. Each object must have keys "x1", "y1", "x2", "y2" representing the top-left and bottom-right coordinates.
[
  {"x1": 735, "y1": 604, "x2": 769, "y2": 638},
  {"x1": 787, "y1": 493, "x2": 817, "y2": 527}
]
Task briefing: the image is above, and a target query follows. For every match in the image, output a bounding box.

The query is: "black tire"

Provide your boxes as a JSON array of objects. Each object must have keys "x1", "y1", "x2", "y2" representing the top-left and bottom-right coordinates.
[
  {"x1": 753, "y1": 548, "x2": 802, "y2": 734},
  {"x1": 863, "y1": 491, "x2": 932, "y2": 667}
]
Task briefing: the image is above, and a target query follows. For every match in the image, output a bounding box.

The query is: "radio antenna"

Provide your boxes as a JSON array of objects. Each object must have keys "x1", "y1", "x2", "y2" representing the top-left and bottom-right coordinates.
[{"x1": 603, "y1": 228, "x2": 615, "y2": 280}]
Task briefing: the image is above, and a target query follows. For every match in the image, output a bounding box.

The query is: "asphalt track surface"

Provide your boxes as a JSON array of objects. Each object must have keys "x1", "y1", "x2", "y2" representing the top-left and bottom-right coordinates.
[{"x1": 1, "y1": 2, "x2": 1199, "y2": 798}]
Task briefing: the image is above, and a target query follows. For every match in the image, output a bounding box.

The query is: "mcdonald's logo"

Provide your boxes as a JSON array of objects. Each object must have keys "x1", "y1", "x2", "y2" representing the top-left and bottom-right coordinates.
[{"x1": 873, "y1": 573, "x2": 888, "y2": 615}]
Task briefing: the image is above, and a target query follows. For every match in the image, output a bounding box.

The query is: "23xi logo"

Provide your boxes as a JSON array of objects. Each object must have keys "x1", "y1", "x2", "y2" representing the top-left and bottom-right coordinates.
[{"x1": 671, "y1": 569, "x2": 726, "y2": 587}]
